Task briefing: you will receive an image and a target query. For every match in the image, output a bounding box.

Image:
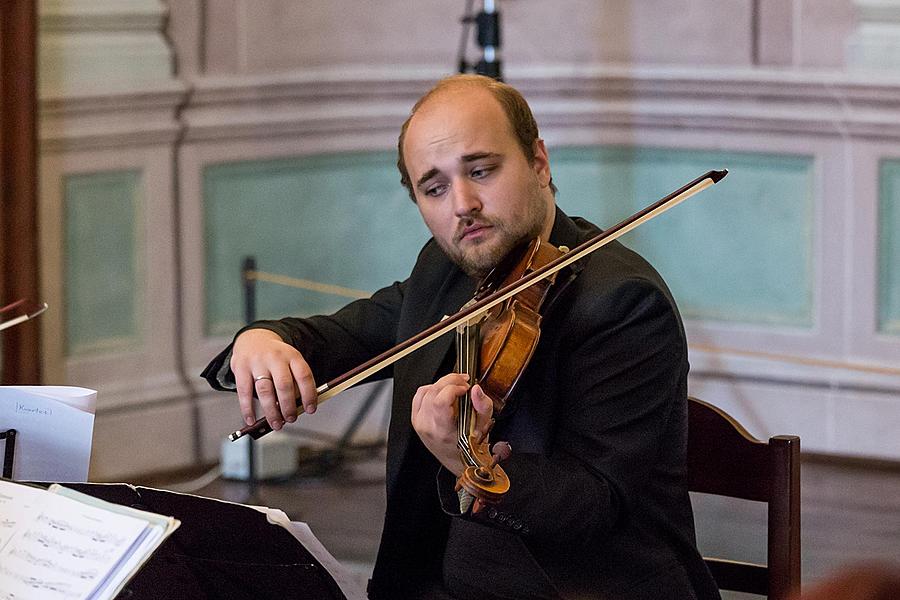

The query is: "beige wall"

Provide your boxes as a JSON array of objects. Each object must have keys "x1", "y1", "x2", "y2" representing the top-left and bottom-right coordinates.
[
  {"x1": 36, "y1": 0, "x2": 900, "y2": 479},
  {"x1": 170, "y1": 1, "x2": 860, "y2": 74}
]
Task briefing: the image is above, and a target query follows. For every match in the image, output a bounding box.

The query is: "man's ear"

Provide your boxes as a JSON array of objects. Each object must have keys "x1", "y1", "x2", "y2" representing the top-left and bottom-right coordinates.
[{"x1": 532, "y1": 139, "x2": 552, "y2": 188}]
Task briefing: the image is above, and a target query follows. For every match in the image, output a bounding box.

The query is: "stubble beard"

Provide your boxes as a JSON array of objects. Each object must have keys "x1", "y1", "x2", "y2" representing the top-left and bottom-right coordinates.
[{"x1": 440, "y1": 189, "x2": 549, "y2": 280}]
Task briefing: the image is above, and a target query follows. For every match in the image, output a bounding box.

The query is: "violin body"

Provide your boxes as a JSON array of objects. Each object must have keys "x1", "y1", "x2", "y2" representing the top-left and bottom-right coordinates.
[{"x1": 474, "y1": 238, "x2": 566, "y2": 413}]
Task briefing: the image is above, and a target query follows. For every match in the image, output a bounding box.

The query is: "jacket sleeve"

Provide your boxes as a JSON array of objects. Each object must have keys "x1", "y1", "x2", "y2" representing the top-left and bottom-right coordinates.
[
  {"x1": 200, "y1": 277, "x2": 407, "y2": 391},
  {"x1": 438, "y1": 276, "x2": 688, "y2": 547}
]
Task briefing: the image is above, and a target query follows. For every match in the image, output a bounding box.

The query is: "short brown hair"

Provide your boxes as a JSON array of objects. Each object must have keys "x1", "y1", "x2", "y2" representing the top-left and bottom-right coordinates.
[{"x1": 397, "y1": 74, "x2": 554, "y2": 202}]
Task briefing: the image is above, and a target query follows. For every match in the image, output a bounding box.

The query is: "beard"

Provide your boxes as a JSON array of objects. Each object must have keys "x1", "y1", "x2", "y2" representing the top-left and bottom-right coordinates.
[{"x1": 436, "y1": 186, "x2": 549, "y2": 279}]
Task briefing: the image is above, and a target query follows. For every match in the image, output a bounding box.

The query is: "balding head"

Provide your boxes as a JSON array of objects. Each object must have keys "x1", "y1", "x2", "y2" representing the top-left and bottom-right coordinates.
[{"x1": 397, "y1": 74, "x2": 554, "y2": 202}]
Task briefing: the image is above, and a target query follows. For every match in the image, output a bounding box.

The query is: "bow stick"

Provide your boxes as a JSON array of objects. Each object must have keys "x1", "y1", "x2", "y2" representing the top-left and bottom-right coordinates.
[{"x1": 229, "y1": 168, "x2": 728, "y2": 441}]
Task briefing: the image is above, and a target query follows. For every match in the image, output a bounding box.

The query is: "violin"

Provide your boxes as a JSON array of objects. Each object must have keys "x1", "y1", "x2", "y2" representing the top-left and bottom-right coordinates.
[
  {"x1": 227, "y1": 170, "x2": 728, "y2": 455},
  {"x1": 453, "y1": 237, "x2": 566, "y2": 508}
]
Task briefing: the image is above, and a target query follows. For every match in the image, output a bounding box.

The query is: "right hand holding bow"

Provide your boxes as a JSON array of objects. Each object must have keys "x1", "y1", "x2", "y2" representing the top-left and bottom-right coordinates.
[{"x1": 230, "y1": 328, "x2": 318, "y2": 430}]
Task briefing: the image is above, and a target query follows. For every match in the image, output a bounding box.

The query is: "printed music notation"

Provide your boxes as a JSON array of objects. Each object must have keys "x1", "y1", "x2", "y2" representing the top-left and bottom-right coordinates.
[
  {"x1": 36, "y1": 513, "x2": 131, "y2": 547},
  {"x1": 9, "y1": 547, "x2": 100, "y2": 580},
  {"x1": 21, "y1": 528, "x2": 118, "y2": 562},
  {"x1": 0, "y1": 564, "x2": 82, "y2": 599},
  {"x1": 0, "y1": 479, "x2": 179, "y2": 600}
]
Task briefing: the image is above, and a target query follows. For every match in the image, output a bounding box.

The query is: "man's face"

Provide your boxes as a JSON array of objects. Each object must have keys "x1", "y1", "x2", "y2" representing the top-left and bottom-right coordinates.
[{"x1": 402, "y1": 86, "x2": 554, "y2": 278}]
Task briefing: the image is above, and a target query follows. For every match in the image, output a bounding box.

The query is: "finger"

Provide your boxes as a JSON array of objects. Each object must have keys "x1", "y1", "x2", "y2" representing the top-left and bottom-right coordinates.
[
  {"x1": 270, "y1": 365, "x2": 301, "y2": 424},
  {"x1": 410, "y1": 384, "x2": 430, "y2": 427},
  {"x1": 410, "y1": 384, "x2": 463, "y2": 426},
  {"x1": 233, "y1": 365, "x2": 258, "y2": 425},
  {"x1": 411, "y1": 383, "x2": 430, "y2": 418},
  {"x1": 290, "y1": 357, "x2": 318, "y2": 415},
  {"x1": 253, "y1": 375, "x2": 285, "y2": 430},
  {"x1": 411, "y1": 379, "x2": 468, "y2": 436},
  {"x1": 470, "y1": 384, "x2": 494, "y2": 419},
  {"x1": 470, "y1": 384, "x2": 495, "y2": 441},
  {"x1": 431, "y1": 372, "x2": 470, "y2": 406},
  {"x1": 432, "y1": 376, "x2": 472, "y2": 421},
  {"x1": 444, "y1": 372, "x2": 470, "y2": 387}
]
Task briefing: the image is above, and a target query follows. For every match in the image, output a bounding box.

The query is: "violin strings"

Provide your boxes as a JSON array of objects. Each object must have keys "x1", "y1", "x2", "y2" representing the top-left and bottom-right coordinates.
[{"x1": 456, "y1": 322, "x2": 478, "y2": 467}]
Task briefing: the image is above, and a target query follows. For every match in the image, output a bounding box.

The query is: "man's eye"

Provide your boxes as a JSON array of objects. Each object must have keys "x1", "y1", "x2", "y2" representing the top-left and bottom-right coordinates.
[
  {"x1": 471, "y1": 166, "x2": 493, "y2": 179},
  {"x1": 425, "y1": 184, "x2": 448, "y2": 197}
]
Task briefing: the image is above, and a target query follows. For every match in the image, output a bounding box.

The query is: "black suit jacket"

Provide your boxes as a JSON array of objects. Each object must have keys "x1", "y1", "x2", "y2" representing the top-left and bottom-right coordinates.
[{"x1": 203, "y1": 208, "x2": 720, "y2": 600}]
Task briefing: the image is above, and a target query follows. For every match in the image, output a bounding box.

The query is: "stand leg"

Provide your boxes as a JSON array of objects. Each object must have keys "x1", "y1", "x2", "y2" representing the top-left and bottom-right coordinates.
[
  {"x1": 242, "y1": 256, "x2": 262, "y2": 504},
  {"x1": 1, "y1": 428, "x2": 17, "y2": 479}
]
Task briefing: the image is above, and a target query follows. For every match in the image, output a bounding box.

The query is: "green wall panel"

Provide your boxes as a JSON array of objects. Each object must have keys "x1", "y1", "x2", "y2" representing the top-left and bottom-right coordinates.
[
  {"x1": 203, "y1": 153, "x2": 431, "y2": 336},
  {"x1": 64, "y1": 170, "x2": 142, "y2": 355},
  {"x1": 552, "y1": 147, "x2": 814, "y2": 326},
  {"x1": 204, "y1": 147, "x2": 815, "y2": 334},
  {"x1": 879, "y1": 160, "x2": 900, "y2": 335}
]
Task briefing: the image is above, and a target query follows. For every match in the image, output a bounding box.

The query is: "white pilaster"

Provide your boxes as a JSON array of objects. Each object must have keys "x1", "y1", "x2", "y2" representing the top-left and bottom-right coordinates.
[
  {"x1": 847, "y1": 0, "x2": 900, "y2": 69},
  {"x1": 39, "y1": 0, "x2": 174, "y2": 97},
  {"x1": 37, "y1": 0, "x2": 192, "y2": 479}
]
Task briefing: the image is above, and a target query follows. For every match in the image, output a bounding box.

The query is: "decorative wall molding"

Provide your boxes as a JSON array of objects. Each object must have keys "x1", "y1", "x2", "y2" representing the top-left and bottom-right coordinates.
[
  {"x1": 39, "y1": 83, "x2": 188, "y2": 152},
  {"x1": 38, "y1": 0, "x2": 187, "y2": 152},
  {"x1": 178, "y1": 65, "x2": 900, "y2": 143},
  {"x1": 688, "y1": 346, "x2": 900, "y2": 397},
  {"x1": 36, "y1": 1, "x2": 192, "y2": 480}
]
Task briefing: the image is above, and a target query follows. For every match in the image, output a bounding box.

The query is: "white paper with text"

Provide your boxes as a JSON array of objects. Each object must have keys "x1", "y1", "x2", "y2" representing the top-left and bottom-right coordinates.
[{"x1": 0, "y1": 386, "x2": 97, "y2": 482}]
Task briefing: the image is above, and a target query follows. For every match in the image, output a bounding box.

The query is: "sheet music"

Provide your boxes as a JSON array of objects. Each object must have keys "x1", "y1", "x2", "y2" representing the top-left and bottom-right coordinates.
[
  {"x1": 0, "y1": 480, "x2": 151, "y2": 600},
  {"x1": 0, "y1": 480, "x2": 46, "y2": 549},
  {"x1": 0, "y1": 386, "x2": 96, "y2": 482}
]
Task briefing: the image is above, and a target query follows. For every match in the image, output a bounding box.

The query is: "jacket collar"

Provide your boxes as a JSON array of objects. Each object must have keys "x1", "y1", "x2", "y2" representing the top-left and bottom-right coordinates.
[{"x1": 548, "y1": 206, "x2": 589, "y2": 270}]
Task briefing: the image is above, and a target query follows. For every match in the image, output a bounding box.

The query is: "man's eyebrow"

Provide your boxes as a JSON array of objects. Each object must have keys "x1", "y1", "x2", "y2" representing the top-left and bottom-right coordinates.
[
  {"x1": 462, "y1": 151, "x2": 501, "y2": 163},
  {"x1": 415, "y1": 152, "x2": 503, "y2": 190},
  {"x1": 416, "y1": 168, "x2": 441, "y2": 190}
]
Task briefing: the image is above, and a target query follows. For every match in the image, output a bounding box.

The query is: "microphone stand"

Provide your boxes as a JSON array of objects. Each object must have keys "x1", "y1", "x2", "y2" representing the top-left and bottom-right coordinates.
[{"x1": 458, "y1": 0, "x2": 503, "y2": 80}]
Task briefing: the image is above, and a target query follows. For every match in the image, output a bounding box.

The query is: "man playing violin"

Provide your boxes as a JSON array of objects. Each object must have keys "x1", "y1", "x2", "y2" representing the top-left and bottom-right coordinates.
[{"x1": 203, "y1": 74, "x2": 721, "y2": 600}]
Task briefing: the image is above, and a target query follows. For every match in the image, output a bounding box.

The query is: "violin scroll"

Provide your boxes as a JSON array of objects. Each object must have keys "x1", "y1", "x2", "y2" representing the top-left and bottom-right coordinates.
[{"x1": 457, "y1": 431, "x2": 511, "y2": 507}]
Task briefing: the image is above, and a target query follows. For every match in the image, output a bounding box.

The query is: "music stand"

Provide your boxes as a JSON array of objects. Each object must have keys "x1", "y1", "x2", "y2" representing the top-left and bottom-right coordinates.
[
  {"x1": 41, "y1": 482, "x2": 356, "y2": 599},
  {"x1": 1, "y1": 428, "x2": 16, "y2": 479}
]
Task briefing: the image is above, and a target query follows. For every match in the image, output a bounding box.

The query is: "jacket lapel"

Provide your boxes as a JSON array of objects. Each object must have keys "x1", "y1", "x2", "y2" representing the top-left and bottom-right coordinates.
[{"x1": 542, "y1": 207, "x2": 590, "y2": 315}]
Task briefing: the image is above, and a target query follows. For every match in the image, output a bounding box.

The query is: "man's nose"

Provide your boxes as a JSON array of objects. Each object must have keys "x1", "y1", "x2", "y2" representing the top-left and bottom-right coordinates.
[{"x1": 452, "y1": 179, "x2": 482, "y2": 216}]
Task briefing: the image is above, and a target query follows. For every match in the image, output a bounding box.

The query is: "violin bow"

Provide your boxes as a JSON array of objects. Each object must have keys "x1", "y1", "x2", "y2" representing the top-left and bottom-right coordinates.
[
  {"x1": 0, "y1": 300, "x2": 48, "y2": 333},
  {"x1": 229, "y1": 169, "x2": 728, "y2": 441}
]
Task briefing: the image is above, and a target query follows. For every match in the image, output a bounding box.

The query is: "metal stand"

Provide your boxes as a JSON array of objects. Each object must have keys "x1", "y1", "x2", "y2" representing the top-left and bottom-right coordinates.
[
  {"x1": 1, "y1": 428, "x2": 17, "y2": 479},
  {"x1": 458, "y1": 0, "x2": 503, "y2": 80},
  {"x1": 242, "y1": 257, "x2": 261, "y2": 503}
]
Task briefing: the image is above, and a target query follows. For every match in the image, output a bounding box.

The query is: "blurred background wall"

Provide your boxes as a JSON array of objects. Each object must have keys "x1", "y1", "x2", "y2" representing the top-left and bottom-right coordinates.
[{"x1": 18, "y1": 0, "x2": 900, "y2": 479}]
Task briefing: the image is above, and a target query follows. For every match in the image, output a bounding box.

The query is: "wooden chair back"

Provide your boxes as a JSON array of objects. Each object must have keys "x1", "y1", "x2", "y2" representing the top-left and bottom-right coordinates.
[{"x1": 687, "y1": 396, "x2": 801, "y2": 599}]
